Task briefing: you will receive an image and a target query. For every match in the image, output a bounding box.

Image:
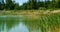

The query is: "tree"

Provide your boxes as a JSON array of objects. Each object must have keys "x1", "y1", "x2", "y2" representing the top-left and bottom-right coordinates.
[
  {"x1": 5, "y1": 0, "x2": 15, "y2": 10},
  {"x1": 0, "y1": 0, "x2": 4, "y2": 10},
  {"x1": 57, "y1": 0, "x2": 60, "y2": 8}
]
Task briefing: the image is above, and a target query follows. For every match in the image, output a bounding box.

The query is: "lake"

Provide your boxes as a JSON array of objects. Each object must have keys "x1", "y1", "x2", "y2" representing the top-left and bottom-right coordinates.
[
  {"x1": 0, "y1": 16, "x2": 41, "y2": 32},
  {"x1": 0, "y1": 15, "x2": 60, "y2": 32}
]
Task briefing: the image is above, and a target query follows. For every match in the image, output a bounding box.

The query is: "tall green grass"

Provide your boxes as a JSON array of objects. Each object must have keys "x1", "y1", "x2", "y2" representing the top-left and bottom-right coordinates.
[{"x1": 23, "y1": 13, "x2": 60, "y2": 32}]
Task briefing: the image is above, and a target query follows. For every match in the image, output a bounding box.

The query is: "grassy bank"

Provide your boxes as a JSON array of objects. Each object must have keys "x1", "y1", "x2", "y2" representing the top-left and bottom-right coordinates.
[
  {"x1": 0, "y1": 10, "x2": 60, "y2": 15},
  {"x1": 23, "y1": 13, "x2": 60, "y2": 32}
]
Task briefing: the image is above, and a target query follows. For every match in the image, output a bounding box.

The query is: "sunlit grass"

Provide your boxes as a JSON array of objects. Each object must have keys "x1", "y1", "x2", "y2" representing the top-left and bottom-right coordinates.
[{"x1": 23, "y1": 13, "x2": 60, "y2": 32}]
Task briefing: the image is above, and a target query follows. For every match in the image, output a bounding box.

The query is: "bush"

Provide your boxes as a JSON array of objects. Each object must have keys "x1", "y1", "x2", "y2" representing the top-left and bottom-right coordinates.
[{"x1": 39, "y1": 7, "x2": 46, "y2": 10}]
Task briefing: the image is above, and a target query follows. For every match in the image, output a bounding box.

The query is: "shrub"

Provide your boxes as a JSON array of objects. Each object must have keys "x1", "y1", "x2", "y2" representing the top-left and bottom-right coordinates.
[{"x1": 39, "y1": 7, "x2": 46, "y2": 10}]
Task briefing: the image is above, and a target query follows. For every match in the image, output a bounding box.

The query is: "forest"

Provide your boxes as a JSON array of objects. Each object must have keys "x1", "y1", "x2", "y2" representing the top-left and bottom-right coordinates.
[{"x1": 0, "y1": 0, "x2": 60, "y2": 10}]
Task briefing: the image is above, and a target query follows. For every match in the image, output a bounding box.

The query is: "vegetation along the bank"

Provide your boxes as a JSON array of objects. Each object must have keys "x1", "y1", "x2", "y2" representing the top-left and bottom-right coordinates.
[{"x1": 0, "y1": 0, "x2": 60, "y2": 10}]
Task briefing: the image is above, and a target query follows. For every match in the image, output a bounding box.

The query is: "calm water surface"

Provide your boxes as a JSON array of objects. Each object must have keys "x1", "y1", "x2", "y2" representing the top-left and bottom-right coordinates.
[{"x1": 0, "y1": 16, "x2": 41, "y2": 32}]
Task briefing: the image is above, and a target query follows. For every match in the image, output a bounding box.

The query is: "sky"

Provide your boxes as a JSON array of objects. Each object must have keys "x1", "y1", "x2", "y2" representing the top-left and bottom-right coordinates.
[
  {"x1": 3, "y1": 0, "x2": 52, "y2": 5},
  {"x1": 14, "y1": 0, "x2": 52, "y2": 5},
  {"x1": 14, "y1": 0, "x2": 28, "y2": 5}
]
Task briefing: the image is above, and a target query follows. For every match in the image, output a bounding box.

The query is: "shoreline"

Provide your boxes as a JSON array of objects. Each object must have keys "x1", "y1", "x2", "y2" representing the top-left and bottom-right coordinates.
[{"x1": 0, "y1": 10, "x2": 60, "y2": 15}]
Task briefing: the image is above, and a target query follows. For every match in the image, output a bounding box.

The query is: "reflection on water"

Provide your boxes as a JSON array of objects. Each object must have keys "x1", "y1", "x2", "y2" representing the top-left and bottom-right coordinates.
[
  {"x1": 0, "y1": 16, "x2": 29, "y2": 32},
  {"x1": 9, "y1": 22, "x2": 29, "y2": 32},
  {"x1": 1, "y1": 23, "x2": 29, "y2": 32},
  {"x1": 0, "y1": 16, "x2": 42, "y2": 32}
]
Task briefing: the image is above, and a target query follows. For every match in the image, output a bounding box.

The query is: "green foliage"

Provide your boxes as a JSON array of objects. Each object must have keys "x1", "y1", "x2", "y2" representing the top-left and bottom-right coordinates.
[
  {"x1": 39, "y1": 7, "x2": 46, "y2": 10},
  {"x1": 0, "y1": 0, "x2": 60, "y2": 10},
  {"x1": 14, "y1": 3, "x2": 20, "y2": 10},
  {"x1": 0, "y1": 4, "x2": 4, "y2": 10},
  {"x1": 5, "y1": 0, "x2": 15, "y2": 10},
  {"x1": 23, "y1": 13, "x2": 60, "y2": 32}
]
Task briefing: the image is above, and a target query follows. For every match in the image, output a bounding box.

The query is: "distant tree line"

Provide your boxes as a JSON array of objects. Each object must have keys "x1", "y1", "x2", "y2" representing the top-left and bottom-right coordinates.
[{"x1": 0, "y1": 0, "x2": 60, "y2": 10}]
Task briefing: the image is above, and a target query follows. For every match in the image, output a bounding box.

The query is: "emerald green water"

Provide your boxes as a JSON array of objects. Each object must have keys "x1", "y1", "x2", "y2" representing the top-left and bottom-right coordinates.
[{"x1": 0, "y1": 16, "x2": 41, "y2": 32}]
